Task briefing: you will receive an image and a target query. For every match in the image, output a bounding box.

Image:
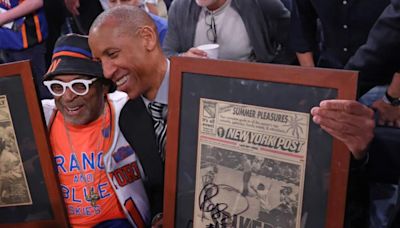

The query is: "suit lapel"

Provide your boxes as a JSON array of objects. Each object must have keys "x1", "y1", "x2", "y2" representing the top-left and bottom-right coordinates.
[{"x1": 119, "y1": 98, "x2": 164, "y2": 188}]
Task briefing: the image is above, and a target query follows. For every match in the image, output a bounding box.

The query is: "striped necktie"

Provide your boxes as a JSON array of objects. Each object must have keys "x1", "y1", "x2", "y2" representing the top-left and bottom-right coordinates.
[{"x1": 148, "y1": 101, "x2": 167, "y2": 161}]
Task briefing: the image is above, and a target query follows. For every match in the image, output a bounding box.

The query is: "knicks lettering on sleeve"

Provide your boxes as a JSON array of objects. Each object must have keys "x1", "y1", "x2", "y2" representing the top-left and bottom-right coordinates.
[{"x1": 111, "y1": 161, "x2": 142, "y2": 188}]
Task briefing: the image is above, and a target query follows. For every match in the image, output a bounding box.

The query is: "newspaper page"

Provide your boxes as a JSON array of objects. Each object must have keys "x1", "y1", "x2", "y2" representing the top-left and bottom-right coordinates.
[
  {"x1": 0, "y1": 95, "x2": 32, "y2": 207},
  {"x1": 193, "y1": 98, "x2": 310, "y2": 228}
]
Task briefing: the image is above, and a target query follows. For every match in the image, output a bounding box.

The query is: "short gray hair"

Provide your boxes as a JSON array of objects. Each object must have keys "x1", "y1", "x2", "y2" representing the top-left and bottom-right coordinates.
[{"x1": 89, "y1": 5, "x2": 156, "y2": 38}]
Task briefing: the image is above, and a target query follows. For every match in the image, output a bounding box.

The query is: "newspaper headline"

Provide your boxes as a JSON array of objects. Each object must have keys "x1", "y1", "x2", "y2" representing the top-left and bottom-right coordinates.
[{"x1": 193, "y1": 98, "x2": 310, "y2": 228}]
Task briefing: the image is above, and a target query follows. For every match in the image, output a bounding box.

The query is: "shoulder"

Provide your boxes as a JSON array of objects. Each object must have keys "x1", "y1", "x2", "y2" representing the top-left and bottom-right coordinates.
[
  {"x1": 118, "y1": 97, "x2": 152, "y2": 128},
  {"x1": 169, "y1": 0, "x2": 188, "y2": 7},
  {"x1": 118, "y1": 95, "x2": 146, "y2": 120},
  {"x1": 170, "y1": 0, "x2": 198, "y2": 12},
  {"x1": 41, "y1": 99, "x2": 57, "y2": 126},
  {"x1": 41, "y1": 98, "x2": 56, "y2": 109},
  {"x1": 250, "y1": 0, "x2": 290, "y2": 18},
  {"x1": 108, "y1": 91, "x2": 129, "y2": 102},
  {"x1": 107, "y1": 91, "x2": 130, "y2": 114}
]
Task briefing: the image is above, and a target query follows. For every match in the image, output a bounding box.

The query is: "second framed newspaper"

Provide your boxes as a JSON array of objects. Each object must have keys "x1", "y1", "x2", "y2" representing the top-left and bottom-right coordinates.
[{"x1": 165, "y1": 57, "x2": 358, "y2": 228}]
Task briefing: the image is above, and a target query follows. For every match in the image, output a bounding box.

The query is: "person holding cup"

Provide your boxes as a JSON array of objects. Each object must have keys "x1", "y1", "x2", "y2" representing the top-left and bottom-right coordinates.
[
  {"x1": 162, "y1": 0, "x2": 295, "y2": 63},
  {"x1": 196, "y1": 43, "x2": 220, "y2": 59}
]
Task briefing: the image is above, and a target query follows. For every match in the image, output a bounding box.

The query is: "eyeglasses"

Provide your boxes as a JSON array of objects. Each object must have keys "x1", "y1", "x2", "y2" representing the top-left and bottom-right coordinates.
[
  {"x1": 205, "y1": 11, "x2": 217, "y2": 43},
  {"x1": 43, "y1": 78, "x2": 98, "y2": 96}
]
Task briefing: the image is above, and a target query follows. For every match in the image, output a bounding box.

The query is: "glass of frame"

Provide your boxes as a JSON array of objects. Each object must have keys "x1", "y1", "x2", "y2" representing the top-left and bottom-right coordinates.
[
  {"x1": 165, "y1": 57, "x2": 358, "y2": 228},
  {"x1": 0, "y1": 61, "x2": 68, "y2": 227}
]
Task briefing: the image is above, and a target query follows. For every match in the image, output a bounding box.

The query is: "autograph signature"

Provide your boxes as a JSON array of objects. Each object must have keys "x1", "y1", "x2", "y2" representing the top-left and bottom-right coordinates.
[{"x1": 199, "y1": 183, "x2": 249, "y2": 226}]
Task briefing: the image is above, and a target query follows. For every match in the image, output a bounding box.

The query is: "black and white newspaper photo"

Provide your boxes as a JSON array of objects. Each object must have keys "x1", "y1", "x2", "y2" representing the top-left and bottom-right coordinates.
[
  {"x1": 193, "y1": 98, "x2": 310, "y2": 228},
  {"x1": 0, "y1": 95, "x2": 32, "y2": 207}
]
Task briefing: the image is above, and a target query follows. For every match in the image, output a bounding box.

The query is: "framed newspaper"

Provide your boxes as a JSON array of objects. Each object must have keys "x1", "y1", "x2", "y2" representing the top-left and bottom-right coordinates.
[
  {"x1": 0, "y1": 61, "x2": 68, "y2": 227},
  {"x1": 165, "y1": 57, "x2": 358, "y2": 228}
]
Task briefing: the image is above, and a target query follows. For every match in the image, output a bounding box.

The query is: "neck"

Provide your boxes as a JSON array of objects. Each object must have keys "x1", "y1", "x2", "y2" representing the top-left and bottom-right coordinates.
[
  {"x1": 207, "y1": 0, "x2": 226, "y2": 11},
  {"x1": 143, "y1": 57, "x2": 167, "y2": 101}
]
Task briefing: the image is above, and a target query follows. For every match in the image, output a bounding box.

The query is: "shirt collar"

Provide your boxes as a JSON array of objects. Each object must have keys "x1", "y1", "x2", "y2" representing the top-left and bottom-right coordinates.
[{"x1": 142, "y1": 58, "x2": 170, "y2": 107}]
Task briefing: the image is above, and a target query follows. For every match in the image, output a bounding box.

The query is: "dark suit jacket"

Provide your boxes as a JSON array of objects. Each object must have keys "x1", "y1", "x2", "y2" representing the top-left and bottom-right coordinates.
[
  {"x1": 345, "y1": 0, "x2": 400, "y2": 95},
  {"x1": 119, "y1": 98, "x2": 164, "y2": 219}
]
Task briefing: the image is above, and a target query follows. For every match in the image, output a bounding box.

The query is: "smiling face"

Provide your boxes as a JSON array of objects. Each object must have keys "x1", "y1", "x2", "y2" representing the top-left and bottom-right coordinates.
[
  {"x1": 53, "y1": 75, "x2": 107, "y2": 125},
  {"x1": 89, "y1": 21, "x2": 155, "y2": 99}
]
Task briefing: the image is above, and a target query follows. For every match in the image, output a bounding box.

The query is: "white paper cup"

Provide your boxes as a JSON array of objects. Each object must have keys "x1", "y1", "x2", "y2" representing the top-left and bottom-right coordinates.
[{"x1": 197, "y1": 44, "x2": 220, "y2": 59}]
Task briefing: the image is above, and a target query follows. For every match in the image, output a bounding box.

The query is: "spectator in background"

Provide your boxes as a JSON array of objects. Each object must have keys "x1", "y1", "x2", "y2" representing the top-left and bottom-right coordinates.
[
  {"x1": 344, "y1": 1, "x2": 400, "y2": 226},
  {"x1": 0, "y1": 0, "x2": 51, "y2": 99},
  {"x1": 345, "y1": 1, "x2": 400, "y2": 107},
  {"x1": 108, "y1": 0, "x2": 168, "y2": 44},
  {"x1": 144, "y1": 0, "x2": 160, "y2": 15},
  {"x1": 163, "y1": 0, "x2": 295, "y2": 64},
  {"x1": 43, "y1": 0, "x2": 68, "y2": 67},
  {"x1": 64, "y1": 0, "x2": 104, "y2": 34},
  {"x1": 290, "y1": 0, "x2": 389, "y2": 69},
  {"x1": 153, "y1": 0, "x2": 168, "y2": 18},
  {"x1": 138, "y1": 0, "x2": 168, "y2": 18},
  {"x1": 291, "y1": 1, "x2": 396, "y2": 226},
  {"x1": 108, "y1": 0, "x2": 158, "y2": 14}
]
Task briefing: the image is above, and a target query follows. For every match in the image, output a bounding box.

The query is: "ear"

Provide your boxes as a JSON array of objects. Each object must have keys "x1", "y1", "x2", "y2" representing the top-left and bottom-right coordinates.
[{"x1": 138, "y1": 26, "x2": 158, "y2": 51}]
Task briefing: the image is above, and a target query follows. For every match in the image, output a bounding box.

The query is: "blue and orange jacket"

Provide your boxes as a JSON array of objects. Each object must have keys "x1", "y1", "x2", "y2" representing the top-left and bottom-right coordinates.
[{"x1": 0, "y1": 0, "x2": 48, "y2": 50}]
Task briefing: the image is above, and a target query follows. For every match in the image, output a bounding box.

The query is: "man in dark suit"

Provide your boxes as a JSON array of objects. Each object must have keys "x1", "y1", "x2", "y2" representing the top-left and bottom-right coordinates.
[
  {"x1": 88, "y1": 6, "x2": 168, "y2": 226},
  {"x1": 345, "y1": 0, "x2": 400, "y2": 173},
  {"x1": 345, "y1": 1, "x2": 400, "y2": 226}
]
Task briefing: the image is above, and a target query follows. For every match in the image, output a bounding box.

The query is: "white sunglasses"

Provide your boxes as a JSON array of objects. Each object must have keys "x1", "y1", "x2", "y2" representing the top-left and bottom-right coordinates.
[{"x1": 43, "y1": 78, "x2": 98, "y2": 96}]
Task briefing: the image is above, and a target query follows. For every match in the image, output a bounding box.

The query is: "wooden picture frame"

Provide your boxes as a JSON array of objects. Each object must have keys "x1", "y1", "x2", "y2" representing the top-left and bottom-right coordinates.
[
  {"x1": 165, "y1": 57, "x2": 357, "y2": 228},
  {"x1": 0, "y1": 61, "x2": 68, "y2": 227}
]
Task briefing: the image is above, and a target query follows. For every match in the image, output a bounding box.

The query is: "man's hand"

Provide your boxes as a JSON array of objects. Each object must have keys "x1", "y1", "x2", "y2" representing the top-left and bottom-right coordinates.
[
  {"x1": 311, "y1": 100, "x2": 375, "y2": 160},
  {"x1": 181, "y1": 47, "x2": 207, "y2": 58},
  {"x1": 371, "y1": 99, "x2": 400, "y2": 127},
  {"x1": 65, "y1": 0, "x2": 80, "y2": 16}
]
